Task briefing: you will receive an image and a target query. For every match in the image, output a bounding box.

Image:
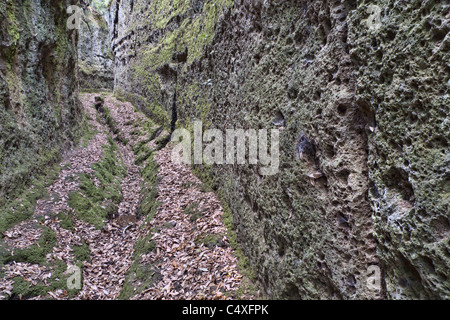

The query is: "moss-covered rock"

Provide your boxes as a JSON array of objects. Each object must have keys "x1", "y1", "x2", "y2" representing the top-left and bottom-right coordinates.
[
  {"x1": 78, "y1": 7, "x2": 114, "y2": 91},
  {"x1": 0, "y1": 0, "x2": 81, "y2": 225},
  {"x1": 348, "y1": 0, "x2": 450, "y2": 299},
  {"x1": 109, "y1": 0, "x2": 449, "y2": 299}
]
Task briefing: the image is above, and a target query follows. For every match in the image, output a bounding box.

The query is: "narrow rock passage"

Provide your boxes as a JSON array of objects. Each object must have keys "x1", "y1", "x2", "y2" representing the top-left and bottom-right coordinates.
[
  {"x1": 0, "y1": 93, "x2": 250, "y2": 300},
  {"x1": 73, "y1": 94, "x2": 145, "y2": 299}
]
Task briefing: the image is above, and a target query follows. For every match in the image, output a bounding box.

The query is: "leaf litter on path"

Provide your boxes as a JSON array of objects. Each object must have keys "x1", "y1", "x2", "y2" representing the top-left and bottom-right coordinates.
[{"x1": 0, "y1": 93, "x2": 252, "y2": 300}]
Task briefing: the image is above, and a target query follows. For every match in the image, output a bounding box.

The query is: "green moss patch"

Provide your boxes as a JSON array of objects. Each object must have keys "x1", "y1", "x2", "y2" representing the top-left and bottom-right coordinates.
[
  {"x1": 183, "y1": 201, "x2": 208, "y2": 222},
  {"x1": 72, "y1": 241, "x2": 91, "y2": 264},
  {"x1": 1, "y1": 226, "x2": 56, "y2": 265},
  {"x1": 137, "y1": 155, "x2": 160, "y2": 219},
  {"x1": 57, "y1": 210, "x2": 75, "y2": 231},
  {"x1": 114, "y1": 90, "x2": 170, "y2": 130},
  {"x1": 78, "y1": 114, "x2": 98, "y2": 148},
  {"x1": 0, "y1": 225, "x2": 82, "y2": 300},
  {"x1": 0, "y1": 162, "x2": 61, "y2": 233},
  {"x1": 68, "y1": 137, "x2": 126, "y2": 229},
  {"x1": 134, "y1": 146, "x2": 154, "y2": 166},
  {"x1": 8, "y1": 258, "x2": 80, "y2": 300},
  {"x1": 101, "y1": 104, "x2": 119, "y2": 135},
  {"x1": 119, "y1": 144, "x2": 161, "y2": 299}
]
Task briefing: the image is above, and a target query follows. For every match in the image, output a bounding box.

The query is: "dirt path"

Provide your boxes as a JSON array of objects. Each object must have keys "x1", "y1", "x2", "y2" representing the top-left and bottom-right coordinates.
[
  {"x1": 130, "y1": 146, "x2": 244, "y2": 299},
  {"x1": 0, "y1": 93, "x2": 251, "y2": 300}
]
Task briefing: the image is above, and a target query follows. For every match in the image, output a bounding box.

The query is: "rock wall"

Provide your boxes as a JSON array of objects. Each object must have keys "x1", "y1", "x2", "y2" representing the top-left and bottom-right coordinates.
[
  {"x1": 109, "y1": 0, "x2": 449, "y2": 299},
  {"x1": 78, "y1": 7, "x2": 114, "y2": 92},
  {"x1": 348, "y1": 0, "x2": 449, "y2": 299},
  {"x1": 0, "y1": 1, "x2": 81, "y2": 206}
]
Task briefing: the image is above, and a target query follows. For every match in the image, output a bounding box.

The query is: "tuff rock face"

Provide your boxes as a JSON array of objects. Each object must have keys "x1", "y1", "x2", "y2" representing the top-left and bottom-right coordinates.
[
  {"x1": 348, "y1": 0, "x2": 449, "y2": 299},
  {"x1": 108, "y1": 0, "x2": 449, "y2": 299},
  {"x1": 78, "y1": 7, "x2": 114, "y2": 92},
  {"x1": 0, "y1": 0, "x2": 81, "y2": 203}
]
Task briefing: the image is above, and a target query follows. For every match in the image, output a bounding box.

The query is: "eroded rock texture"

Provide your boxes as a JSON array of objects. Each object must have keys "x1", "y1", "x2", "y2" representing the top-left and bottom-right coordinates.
[
  {"x1": 109, "y1": 0, "x2": 449, "y2": 299},
  {"x1": 78, "y1": 7, "x2": 114, "y2": 91},
  {"x1": 0, "y1": 0, "x2": 81, "y2": 203},
  {"x1": 348, "y1": 0, "x2": 449, "y2": 299}
]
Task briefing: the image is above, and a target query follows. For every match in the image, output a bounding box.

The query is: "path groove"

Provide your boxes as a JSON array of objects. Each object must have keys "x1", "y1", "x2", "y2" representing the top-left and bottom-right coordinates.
[{"x1": 0, "y1": 93, "x2": 252, "y2": 300}]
